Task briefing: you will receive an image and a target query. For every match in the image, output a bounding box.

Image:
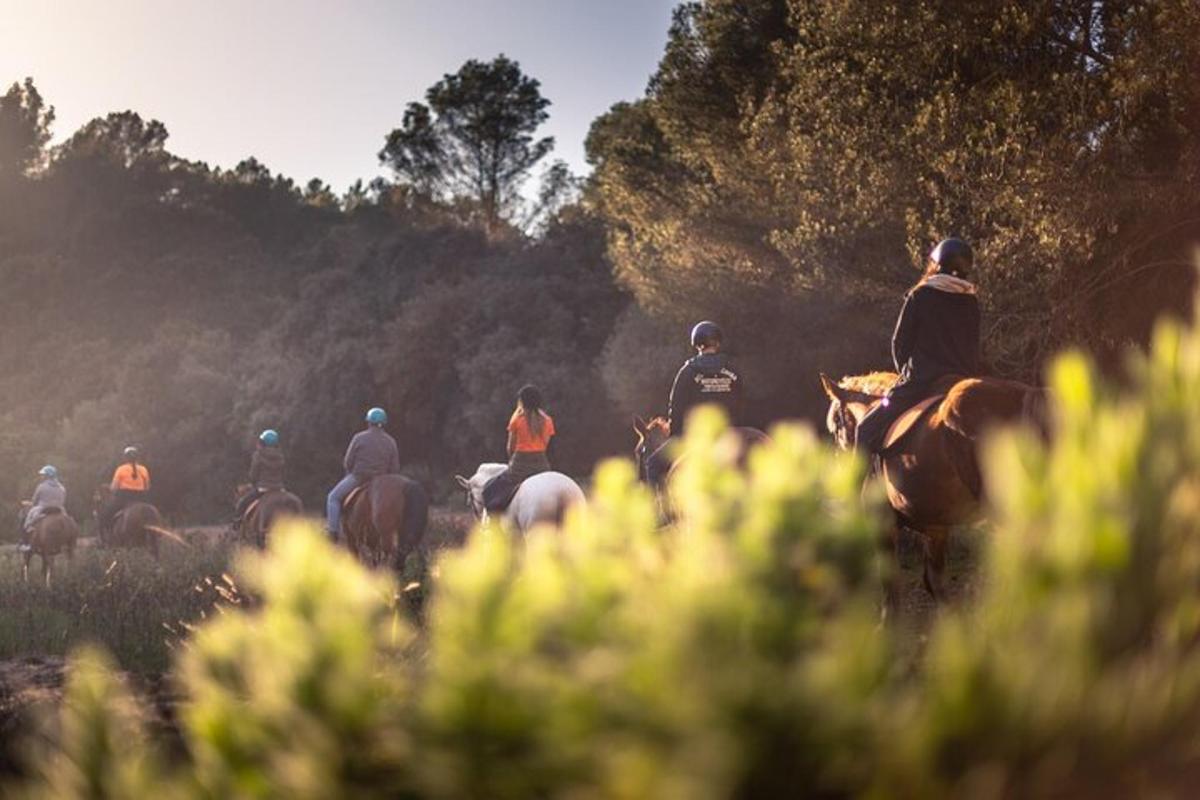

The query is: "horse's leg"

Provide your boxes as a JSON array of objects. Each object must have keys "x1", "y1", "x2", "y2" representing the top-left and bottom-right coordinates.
[
  {"x1": 921, "y1": 526, "x2": 950, "y2": 603},
  {"x1": 878, "y1": 518, "x2": 904, "y2": 624},
  {"x1": 43, "y1": 555, "x2": 51, "y2": 589},
  {"x1": 22, "y1": 552, "x2": 30, "y2": 584}
]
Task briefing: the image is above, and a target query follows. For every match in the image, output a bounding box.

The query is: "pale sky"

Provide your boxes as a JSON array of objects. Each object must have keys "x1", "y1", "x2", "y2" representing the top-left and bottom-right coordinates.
[{"x1": 0, "y1": 0, "x2": 677, "y2": 192}]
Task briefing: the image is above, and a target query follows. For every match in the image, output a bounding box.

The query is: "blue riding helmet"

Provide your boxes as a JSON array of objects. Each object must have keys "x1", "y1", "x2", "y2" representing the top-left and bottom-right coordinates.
[
  {"x1": 259, "y1": 429, "x2": 280, "y2": 446},
  {"x1": 38, "y1": 465, "x2": 57, "y2": 479},
  {"x1": 690, "y1": 320, "x2": 723, "y2": 348},
  {"x1": 365, "y1": 407, "x2": 388, "y2": 425},
  {"x1": 929, "y1": 238, "x2": 974, "y2": 278}
]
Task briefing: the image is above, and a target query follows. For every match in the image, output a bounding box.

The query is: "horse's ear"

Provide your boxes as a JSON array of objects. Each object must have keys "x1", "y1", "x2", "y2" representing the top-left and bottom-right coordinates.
[
  {"x1": 819, "y1": 373, "x2": 842, "y2": 401},
  {"x1": 454, "y1": 475, "x2": 471, "y2": 490},
  {"x1": 633, "y1": 415, "x2": 648, "y2": 436}
]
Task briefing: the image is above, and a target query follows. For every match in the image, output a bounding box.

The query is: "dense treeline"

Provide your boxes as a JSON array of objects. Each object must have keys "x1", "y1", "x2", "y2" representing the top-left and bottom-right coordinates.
[
  {"x1": 2, "y1": 0, "x2": 1199, "y2": 523},
  {"x1": 0, "y1": 71, "x2": 626, "y2": 523},
  {"x1": 590, "y1": 0, "x2": 1200, "y2": 422}
]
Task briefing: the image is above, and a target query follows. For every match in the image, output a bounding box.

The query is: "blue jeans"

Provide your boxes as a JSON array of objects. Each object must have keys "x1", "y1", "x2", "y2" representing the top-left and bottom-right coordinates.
[{"x1": 326, "y1": 474, "x2": 361, "y2": 539}]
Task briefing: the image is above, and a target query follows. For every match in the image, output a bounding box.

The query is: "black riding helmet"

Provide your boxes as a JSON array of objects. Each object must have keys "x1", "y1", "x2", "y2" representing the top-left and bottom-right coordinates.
[
  {"x1": 690, "y1": 320, "x2": 723, "y2": 348},
  {"x1": 929, "y1": 238, "x2": 974, "y2": 279}
]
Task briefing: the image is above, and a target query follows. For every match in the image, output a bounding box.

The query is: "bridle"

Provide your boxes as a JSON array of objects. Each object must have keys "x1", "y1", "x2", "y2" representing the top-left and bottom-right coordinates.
[{"x1": 635, "y1": 440, "x2": 650, "y2": 484}]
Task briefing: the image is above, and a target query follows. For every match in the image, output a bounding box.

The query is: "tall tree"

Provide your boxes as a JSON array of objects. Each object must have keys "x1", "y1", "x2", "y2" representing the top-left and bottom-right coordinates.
[
  {"x1": 379, "y1": 55, "x2": 553, "y2": 230},
  {"x1": 0, "y1": 78, "x2": 55, "y2": 178},
  {"x1": 57, "y1": 111, "x2": 168, "y2": 168}
]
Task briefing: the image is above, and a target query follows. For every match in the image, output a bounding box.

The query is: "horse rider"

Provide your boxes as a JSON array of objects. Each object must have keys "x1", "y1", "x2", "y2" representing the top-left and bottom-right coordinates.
[
  {"x1": 234, "y1": 429, "x2": 286, "y2": 527},
  {"x1": 326, "y1": 407, "x2": 400, "y2": 540},
  {"x1": 482, "y1": 384, "x2": 557, "y2": 511},
  {"x1": 98, "y1": 446, "x2": 151, "y2": 537},
  {"x1": 854, "y1": 237, "x2": 982, "y2": 454},
  {"x1": 647, "y1": 320, "x2": 745, "y2": 484},
  {"x1": 19, "y1": 465, "x2": 66, "y2": 552}
]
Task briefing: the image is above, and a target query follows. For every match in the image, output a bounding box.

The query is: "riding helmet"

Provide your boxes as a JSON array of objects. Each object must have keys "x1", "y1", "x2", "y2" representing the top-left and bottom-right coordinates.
[
  {"x1": 690, "y1": 320, "x2": 723, "y2": 348},
  {"x1": 123, "y1": 446, "x2": 139, "y2": 459},
  {"x1": 929, "y1": 238, "x2": 974, "y2": 278},
  {"x1": 365, "y1": 407, "x2": 388, "y2": 426},
  {"x1": 259, "y1": 429, "x2": 280, "y2": 446},
  {"x1": 38, "y1": 465, "x2": 57, "y2": 479}
]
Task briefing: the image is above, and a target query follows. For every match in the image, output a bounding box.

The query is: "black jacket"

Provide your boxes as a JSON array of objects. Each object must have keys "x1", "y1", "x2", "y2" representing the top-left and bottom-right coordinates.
[
  {"x1": 667, "y1": 352, "x2": 744, "y2": 437},
  {"x1": 249, "y1": 447, "x2": 286, "y2": 490},
  {"x1": 891, "y1": 284, "x2": 981, "y2": 385}
]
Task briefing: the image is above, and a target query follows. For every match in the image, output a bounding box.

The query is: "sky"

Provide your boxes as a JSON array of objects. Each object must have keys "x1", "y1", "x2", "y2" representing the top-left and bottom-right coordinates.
[{"x1": 0, "y1": 0, "x2": 678, "y2": 193}]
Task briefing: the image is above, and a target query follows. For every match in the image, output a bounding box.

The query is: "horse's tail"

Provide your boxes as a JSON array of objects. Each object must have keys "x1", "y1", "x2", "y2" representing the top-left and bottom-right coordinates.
[
  {"x1": 554, "y1": 480, "x2": 586, "y2": 527},
  {"x1": 1021, "y1": 387, "x2": 1053, "y2": 440},
  {"x1": 145, "y1": 524, "x2": 191, "y2": 548},
  {"x1": 401, "y1": 481, "x2": 430, "y2": 550}
]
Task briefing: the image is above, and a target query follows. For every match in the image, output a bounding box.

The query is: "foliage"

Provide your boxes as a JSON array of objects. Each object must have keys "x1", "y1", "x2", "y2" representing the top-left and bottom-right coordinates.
[
  {"x1": 19, "y1": 305, "x2": 1200, "y2": 795},
  {"x1": 588, "y1": 0, "x2": 1200, "y2": 420},
  {"x1": 0, "y1": 78, "x2": 54, "y2": 178},
  {"x1": 0, "y1": 73, "x2": 623, "y2": 521},
  {"x1": 380, "y1": 55, "x2": 554, "y2": 230},
  {"x1": 0, "y1": 542, "x2": 233, "y2": 673}
]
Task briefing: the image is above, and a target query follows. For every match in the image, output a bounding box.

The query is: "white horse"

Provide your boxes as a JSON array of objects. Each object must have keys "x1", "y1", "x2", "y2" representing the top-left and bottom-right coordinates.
[{"x1": 456, "y1": 464, "x2": 585, "y2": 533}]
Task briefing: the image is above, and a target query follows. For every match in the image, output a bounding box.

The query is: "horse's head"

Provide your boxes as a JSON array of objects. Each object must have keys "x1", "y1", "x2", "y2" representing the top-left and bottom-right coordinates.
[
  {"x1": 820, "y1": 373, "x2": 891, "y2": 451},
  {"x1": 455, "y1": 464, "x2": 507, "y2": 521},
  {"x1": 632, "y1": 416, "x2": 670, "y2": 483}
]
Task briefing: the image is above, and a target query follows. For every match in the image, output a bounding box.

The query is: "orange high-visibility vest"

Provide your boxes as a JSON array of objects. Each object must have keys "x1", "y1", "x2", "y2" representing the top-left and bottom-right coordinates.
[{"x1": 111, "y1": 463, "x2": 150, "y2": 492}]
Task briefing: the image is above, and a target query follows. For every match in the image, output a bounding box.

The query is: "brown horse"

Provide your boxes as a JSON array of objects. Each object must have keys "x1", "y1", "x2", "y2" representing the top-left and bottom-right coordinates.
[
  {"x1": 633, "y1": 416, "x2": 770, "y2": 485},
  {"x1": 820, "y1": 371, "x2": 1048, "y2": 610},
  {"x1": 633, "y1": 416, "x2": 771, "y2": 520},
  {"x1": 234, "y1": 485, "x2": 304, "y2": 549},
  {"x1": 18, "y1": 506, "x2": 79, "y2": 587},
  {"x1": 92, "y1": 486, "x2": 175, "y2": 559},
  {"x1": 341, "y1": 475, "x2": 429, "y2": 571}
]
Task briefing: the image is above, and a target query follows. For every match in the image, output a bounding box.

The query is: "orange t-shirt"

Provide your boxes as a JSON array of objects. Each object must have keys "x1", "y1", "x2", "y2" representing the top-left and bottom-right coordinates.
[
  {"x1": 508, "y1": 411, "x2": 555, "y2": 453},
  {"x1": 111, "y1": 463, "x2": 150, "y2": 492}
]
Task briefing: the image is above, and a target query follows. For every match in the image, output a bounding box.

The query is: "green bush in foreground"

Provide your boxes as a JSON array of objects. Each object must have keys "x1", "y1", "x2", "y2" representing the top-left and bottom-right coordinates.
[{"x1": 17, "y1": 316, "x2": 1200, "y2": 798}]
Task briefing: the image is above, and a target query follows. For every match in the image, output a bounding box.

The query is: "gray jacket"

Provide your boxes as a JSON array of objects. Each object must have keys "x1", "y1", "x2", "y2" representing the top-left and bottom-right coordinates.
[
  {"x1": 31, "y1": 478, "x2": 66, "y2": 510},
  {"x1": 26, "y1": 478, "x2": 66, "y2": 530},
  {"x1": 343, "y1": 426, "x2": 400, "y2": 479}
]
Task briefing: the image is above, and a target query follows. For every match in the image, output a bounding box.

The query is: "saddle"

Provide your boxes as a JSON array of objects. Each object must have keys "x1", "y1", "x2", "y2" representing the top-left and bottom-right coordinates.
[
  {"x1": 482, "y1": 470, "x2": 521, "y2": 513},
  {"x1": 243, "y1": 488, "x2": 285, "y2": 521},
  {"x1": 882, "y1": 394, "x2": 945, "y2": 452},
  {"x1": 343, "y1": 482, "x2": 370, "y2": 513}
]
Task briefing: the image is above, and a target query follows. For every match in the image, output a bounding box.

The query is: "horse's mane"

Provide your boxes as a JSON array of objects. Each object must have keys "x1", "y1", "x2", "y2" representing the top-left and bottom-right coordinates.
[{"x1": 838, "y1": 371, "x2": 900, "y2": 397}]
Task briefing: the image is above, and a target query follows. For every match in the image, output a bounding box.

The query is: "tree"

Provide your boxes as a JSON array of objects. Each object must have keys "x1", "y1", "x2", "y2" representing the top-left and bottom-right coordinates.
[
  {"x1": 56, "y1": 111, "x2": 168, "y2": 169},
  {"x1": 588, "y1": 0, "x2": 1200, "y2": 418},
  {"x1": 0, "y1": 78, "x2": 54, "y2": 178},
  {"x1": 379, "y1": 55, "x2": 554, "y2": 231}
]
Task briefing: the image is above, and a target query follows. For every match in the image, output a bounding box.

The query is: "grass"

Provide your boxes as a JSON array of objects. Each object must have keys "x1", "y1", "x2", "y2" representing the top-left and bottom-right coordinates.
[
  {"x1": 0, "y1": 508, "x2": 475, "y2": 674},
  {"x1": 0, "y1": 541, "x2": 233, "y2": 674}
]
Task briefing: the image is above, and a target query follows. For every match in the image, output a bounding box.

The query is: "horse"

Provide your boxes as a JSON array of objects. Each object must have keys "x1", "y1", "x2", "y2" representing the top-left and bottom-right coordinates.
[
  {"x1": 92, "y1": 485, "x2": 177, "y2": 559},
  {"x1": 340, "y1": 474, "x2": 429, "y2": 570},
  {"x1": 632, "y1": 416, "x2": 771, "y2": 520},
  {"x1": 16, "y1": 505, "x2": 78, "y2": 588},
  {"x1": 456, "y1": 464, "x2": 585, "y2": 534},
  {"x1": 234, "y1": 484, "x2": 303, "y2": 549},
  {"x1": 633, "y1": 416, "x2": 771, "y2": 486},
  {"x1": 819, "y1": 371, "x2": 1048, "y2": 610}
]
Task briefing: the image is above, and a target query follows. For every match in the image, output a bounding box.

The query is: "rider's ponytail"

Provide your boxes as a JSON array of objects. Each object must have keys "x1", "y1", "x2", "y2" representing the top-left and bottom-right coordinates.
[{"x1": 518, "y1": 384, "x2": 544, "y2": 438}]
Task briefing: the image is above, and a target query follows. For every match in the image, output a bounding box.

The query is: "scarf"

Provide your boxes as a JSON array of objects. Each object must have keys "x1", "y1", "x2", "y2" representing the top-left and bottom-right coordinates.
[{"x1": 922, "y1": 273, "x2": 977, "y2": 295}]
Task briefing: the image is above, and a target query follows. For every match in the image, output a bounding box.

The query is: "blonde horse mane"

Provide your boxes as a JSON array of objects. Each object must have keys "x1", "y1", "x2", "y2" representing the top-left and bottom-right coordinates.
[{"x1": 838, "y1": 371, "x2": 900, "y2": 398}]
